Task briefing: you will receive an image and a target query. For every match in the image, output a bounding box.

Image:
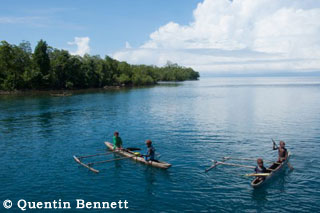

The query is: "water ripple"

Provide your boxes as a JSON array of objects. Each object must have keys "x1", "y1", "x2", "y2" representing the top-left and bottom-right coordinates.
[{"x1": 1, "y1": 77, "x2": 320, "y2": 212}]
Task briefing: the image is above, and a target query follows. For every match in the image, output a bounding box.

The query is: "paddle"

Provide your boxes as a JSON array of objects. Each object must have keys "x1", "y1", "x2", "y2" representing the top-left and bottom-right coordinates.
[
  {"x1": 272, "y1": 138, "x2": 278, "y2": 150},
  {"x1": 245, "y1": 173, "x2": 270, "y2": 177},
  {"x1": 126, "y1": 147, "x2": 141, "y2": 151},
  {"x1": 287, "y1": 162, "x2": 294, "y2": 170}
]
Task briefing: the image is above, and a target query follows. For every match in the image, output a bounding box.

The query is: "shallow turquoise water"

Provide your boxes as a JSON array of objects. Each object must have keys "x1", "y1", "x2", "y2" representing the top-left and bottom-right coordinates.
[{"x1": 1, "y1": 77, "x2": 320, "y2": 212}]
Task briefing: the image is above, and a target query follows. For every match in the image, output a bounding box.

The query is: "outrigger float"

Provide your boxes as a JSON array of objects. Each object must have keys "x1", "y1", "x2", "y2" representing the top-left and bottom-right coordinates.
[
  {"x1": 205, "y1": 153, "x2": 291, "y2": 188},
  {"x1": 73, "y1": 142, "x2": 171, "y2": 173}
]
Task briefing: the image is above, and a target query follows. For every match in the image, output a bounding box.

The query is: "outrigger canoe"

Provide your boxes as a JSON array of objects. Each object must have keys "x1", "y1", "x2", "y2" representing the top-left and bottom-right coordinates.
[
  {"x1": 251, "y1": 152, "x2": 291, "y2": 188},
  {"x1": 104, "y1": 142, "x2": 171, "y2": 169}
]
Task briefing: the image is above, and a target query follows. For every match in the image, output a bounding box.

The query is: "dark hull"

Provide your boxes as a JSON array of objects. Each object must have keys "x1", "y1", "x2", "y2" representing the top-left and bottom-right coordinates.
[{"x1": 251, "y1": 152, "x2": 291, "y2": 188}]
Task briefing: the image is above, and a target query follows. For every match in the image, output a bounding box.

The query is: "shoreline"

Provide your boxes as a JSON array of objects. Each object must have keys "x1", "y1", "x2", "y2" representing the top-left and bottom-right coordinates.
[
  {"x1": 0, "y1": 81, "x2": 190, "y2": 96},
  {"x1": 0, "y1": 85, "x2": 136, "y2": 96},
  {"x1": 0, "y1": 79, "x2": 199, "y2": 96}
]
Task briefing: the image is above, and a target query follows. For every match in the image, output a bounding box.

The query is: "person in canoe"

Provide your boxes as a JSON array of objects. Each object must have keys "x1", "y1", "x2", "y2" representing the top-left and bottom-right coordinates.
[
  {"x1": 144, "y1": 139, "x2": 156, "y2": 161},
  {"x1": 113, "y1": 131, "x2": 123, "y2": 150},
  {"x1": 254, "y1": 158, "x2": 268, "y2": 180},
  {"x1": 273, "y1": 140, "x2": 288, "y2": 162}
]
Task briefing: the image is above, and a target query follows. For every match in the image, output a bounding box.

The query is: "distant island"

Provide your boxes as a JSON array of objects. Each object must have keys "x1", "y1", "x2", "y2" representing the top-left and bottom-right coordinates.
[{"x1": 0, "y1": 40, "x2": 199, "y2": 91}]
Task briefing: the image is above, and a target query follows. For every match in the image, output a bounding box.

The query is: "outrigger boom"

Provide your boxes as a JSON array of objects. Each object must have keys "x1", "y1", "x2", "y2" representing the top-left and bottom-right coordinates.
[
  {"x1": 78, "y1": 152, "x2": 115, "y2": 159},
  {"x1": 205, "y1": 158, "x2": 256, "y2": 173},
  {"x1": 87, "y1": 154, "x2": 140, "y2": 166},
  {"x1": 223, "y1": 156, "x2": 277, "y2": 164},
  {"x1": 206, "y1": 156, "x2": 278, "y2": 173},
  {"x1": 73, "y1": 152, "x2": 141, "y2": 173},
  {"x1": 206, "y1": 153, "x2": 291, "y2": 188},
  {"x1": 215, "y1": 161, "x2": 256, "y2": 169}
]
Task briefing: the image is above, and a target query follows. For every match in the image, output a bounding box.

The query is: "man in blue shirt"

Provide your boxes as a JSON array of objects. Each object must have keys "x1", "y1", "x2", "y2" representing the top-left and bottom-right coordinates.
[{"x1": 144, "y1": 139, "x2": 155, "y2": 161}]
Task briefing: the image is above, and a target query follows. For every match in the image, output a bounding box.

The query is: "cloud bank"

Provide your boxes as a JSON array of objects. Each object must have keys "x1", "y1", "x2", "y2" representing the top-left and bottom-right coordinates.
[
  {"x1": 112, "y1": 0, "x2": 320, "y2": 74},
  {"x1": 68, "y1": 37, "x2": 90, "y2": 56}
]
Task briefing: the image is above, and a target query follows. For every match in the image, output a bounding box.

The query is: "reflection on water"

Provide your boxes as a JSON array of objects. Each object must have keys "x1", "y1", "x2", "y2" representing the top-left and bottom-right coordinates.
[{"x1": 252, "y1": 187, "x2": 268, "y2": 204}]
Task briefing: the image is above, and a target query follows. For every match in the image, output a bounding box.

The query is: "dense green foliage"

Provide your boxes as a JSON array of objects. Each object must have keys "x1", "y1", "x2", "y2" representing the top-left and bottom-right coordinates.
[{"x1": 0, "y1": 40, "x2": 199, "y2": 91}]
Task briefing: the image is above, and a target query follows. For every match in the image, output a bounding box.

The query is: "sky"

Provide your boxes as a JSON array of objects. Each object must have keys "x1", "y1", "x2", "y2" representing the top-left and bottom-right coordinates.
[{"x1": 1, "y1": 0, "x2": 320, "y2": 75}]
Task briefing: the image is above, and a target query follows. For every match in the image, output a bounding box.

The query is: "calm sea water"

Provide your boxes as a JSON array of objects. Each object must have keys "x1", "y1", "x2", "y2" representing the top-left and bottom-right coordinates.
[{"x1": 1, "y1": 77, "x2": 320, "y2": 212}]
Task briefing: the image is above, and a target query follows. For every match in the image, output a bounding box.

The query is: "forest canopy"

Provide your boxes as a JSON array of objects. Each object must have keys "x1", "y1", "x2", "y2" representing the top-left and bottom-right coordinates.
[{"x1": 0, "y1": 40, "x2": 199, "y2": 91}]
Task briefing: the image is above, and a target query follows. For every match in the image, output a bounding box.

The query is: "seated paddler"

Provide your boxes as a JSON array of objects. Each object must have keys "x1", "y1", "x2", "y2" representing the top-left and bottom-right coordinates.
[
  {"x1": 255, "y1": 158, "x2": 267, "y2": 180},
  {"x1": 113, "y1": 131, "x2": 123, "y2": 150},
  {"x1": 273, "y1": 140, "x2": 288, "y2": 163},
  {"x1": 144, "y1": 139, "x2": 156, "y2": 161}
]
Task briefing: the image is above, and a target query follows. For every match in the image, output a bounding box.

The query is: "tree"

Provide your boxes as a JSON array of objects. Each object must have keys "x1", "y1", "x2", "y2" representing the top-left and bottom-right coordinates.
[
  {"x1": 68, "y1": 56, "x2": 85, "y2": 88},
  {"x1": 33, "y1": 39, "x2": 50, "y2": 88},
  {"x1": 82, "y1": 54, "x2": 100, "y2": 88},
  {"x1": 50, "y1": 49, "x2": 71, "y2": 88},
  {"x1": 13, "y1": 42, "x2": 32, "y2": 89},
  {"x1": 0, "y1": 41, "x2": 15, "y2": 90},
  {"x1": 117, "y1": 73, "x2": 131, "y2": 85},
  {"x1": 0, "y1": 41, "x2": 32, "y2": 90},
  {"x1": 105, "y1": 56, "x2": 119, "y2": 85},
  {"x1": 0, "y1": 40, "x2": 199, "y2": 91}
]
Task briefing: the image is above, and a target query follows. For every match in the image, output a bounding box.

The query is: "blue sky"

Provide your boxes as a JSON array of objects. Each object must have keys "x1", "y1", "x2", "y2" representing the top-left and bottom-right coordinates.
[
  {"x1": 1, "y1": 0, "x2": 202, "y2": 55},
  {"x1": 1, "y1": 0, "x2": 320, "y2": 74}
]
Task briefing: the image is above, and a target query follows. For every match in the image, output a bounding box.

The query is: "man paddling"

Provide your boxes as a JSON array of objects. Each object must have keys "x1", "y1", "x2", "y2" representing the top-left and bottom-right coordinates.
[
  {"x1": 113, "y1": 131, "x2": 123, "y2": 150},
  {"x1": 273, "y1": 140, "x2": 288, "y2": 162},
  {"x1": 144, "y1": 139, "x2": 156, "y2": 161}
]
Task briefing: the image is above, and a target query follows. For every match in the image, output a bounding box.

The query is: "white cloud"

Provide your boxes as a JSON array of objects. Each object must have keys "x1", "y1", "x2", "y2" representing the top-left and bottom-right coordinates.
[
  {"x1": 125, "y1": 41, "x2": 132, "y2": 49},
  {"x1": 68, "y1": 37, "x2": 90, "y2": 56},
  {"x1": 0, "y1": 13, "x2": 83, "y2": 30},
  {"x1": 0, "y1": 16, "x2": 39, "y2": 24},
  {"x1": 112, "y1": 0, "x2": 320, "y2": 74},
  {"x1": 0, "y1": 16, "x2": 48, "y2": 27}
]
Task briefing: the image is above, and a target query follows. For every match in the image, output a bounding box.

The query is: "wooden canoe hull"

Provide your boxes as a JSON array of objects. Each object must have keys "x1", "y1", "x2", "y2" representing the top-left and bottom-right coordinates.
[
  {"x1": 104, "y1": 142, "x2": 171, "y2": 169},
  {"x1": 251, "y1": 152, "x2": 291, "y2": 188}
]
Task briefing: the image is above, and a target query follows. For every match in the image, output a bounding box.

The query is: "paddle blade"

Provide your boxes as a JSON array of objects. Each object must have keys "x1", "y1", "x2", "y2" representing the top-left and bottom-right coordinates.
[
  {"x1": 287, "y1": 162, "x2": 294, "y2": 170},
  {"x1": 245, "y1": 173, "x2": 270, "y2": 177},
  {"x1": 133, "y1": 152, "x2": 141, "y2": 157},
  {"x1": 126, "y1": 147, "x2": 141, "y2": 151}
]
